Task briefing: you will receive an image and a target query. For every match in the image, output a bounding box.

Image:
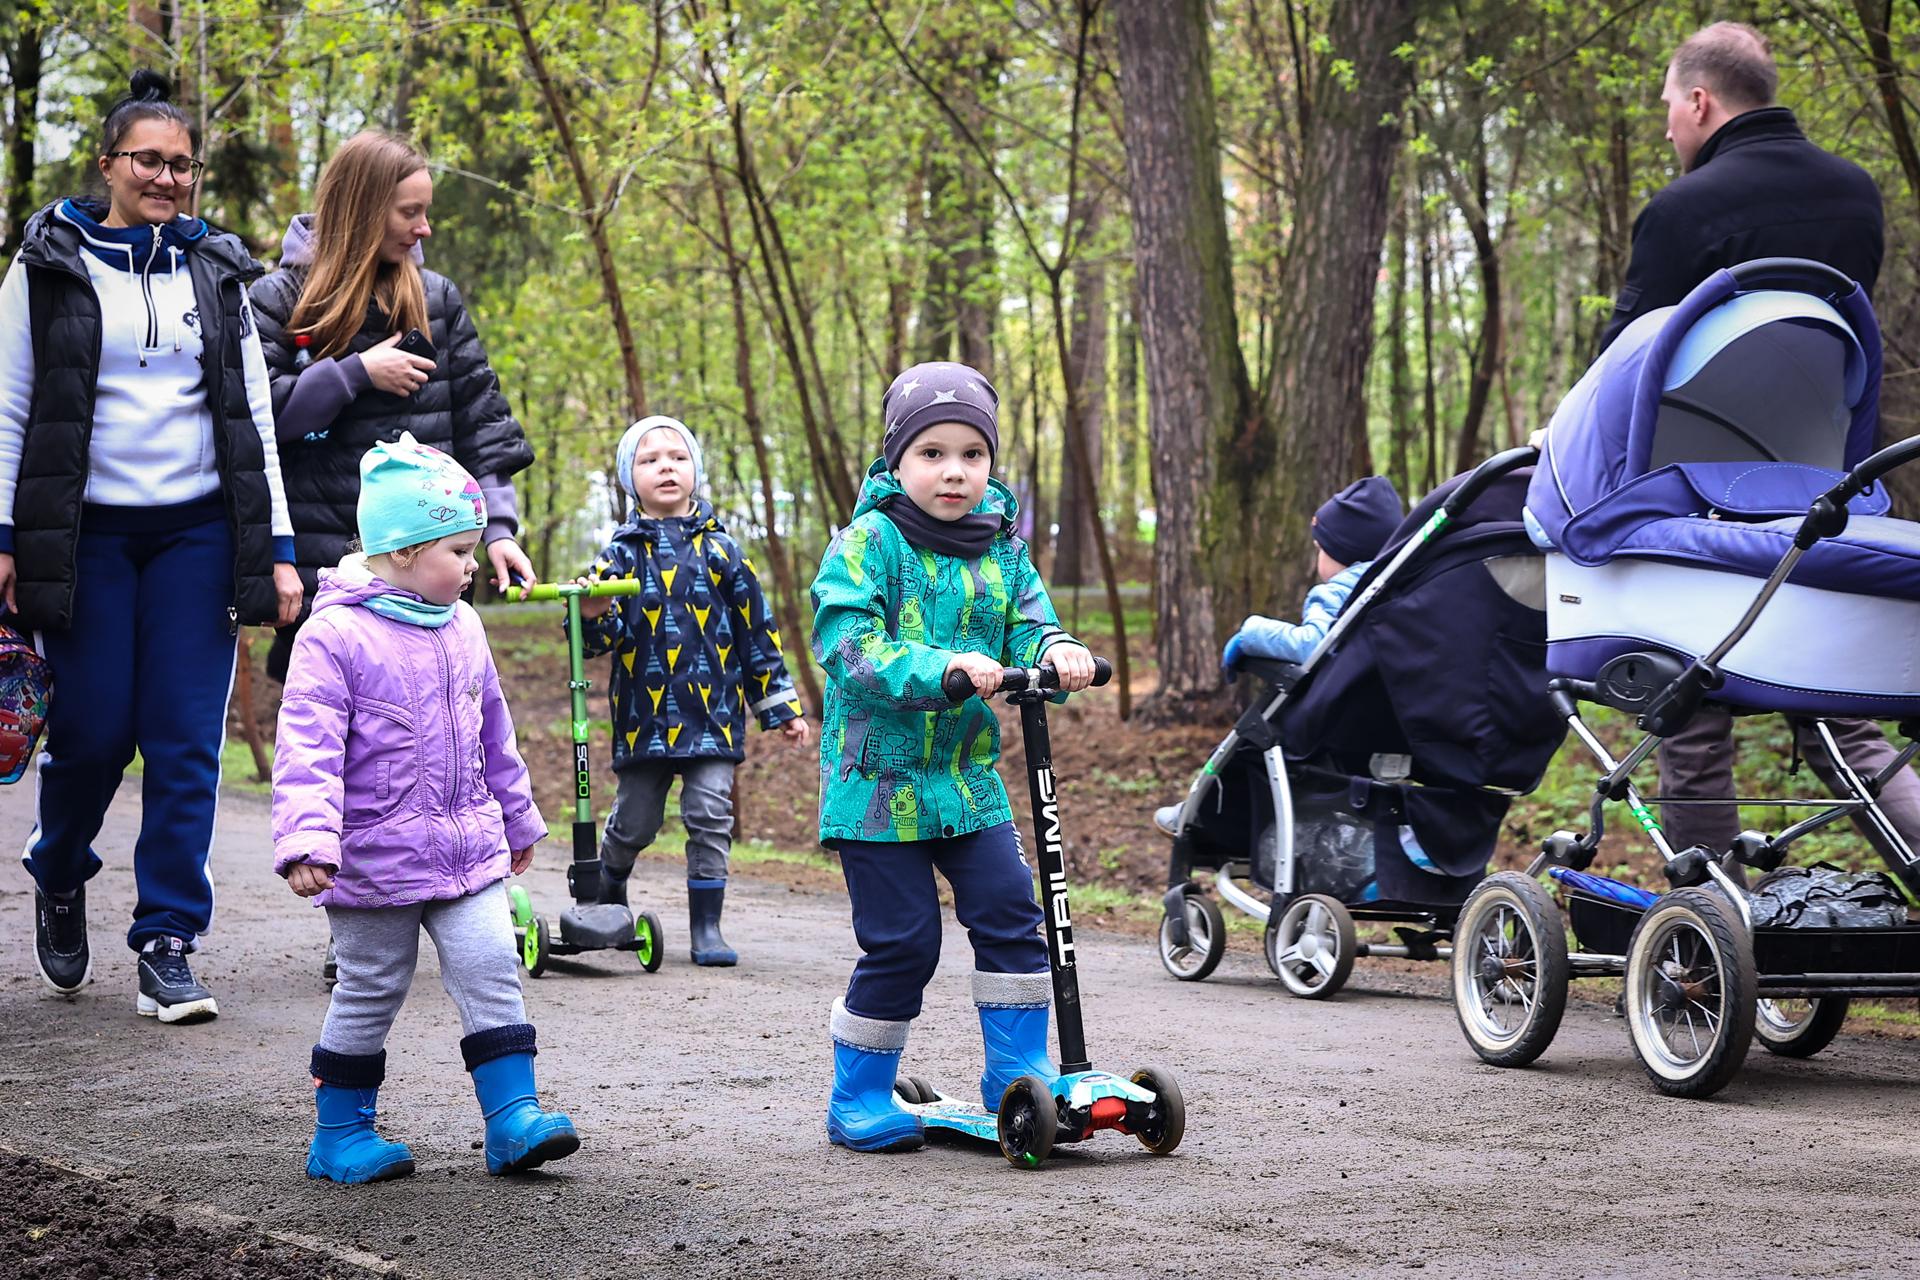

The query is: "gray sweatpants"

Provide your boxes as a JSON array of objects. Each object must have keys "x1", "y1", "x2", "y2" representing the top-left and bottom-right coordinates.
[
  {"x1": 319, "y1": 881, "x2": 525, "y2": 1057},
  {"x1": 600, "y1": 759, "x2": 736, "y2": 882},
  {"x1": 1658, "y1": 712, "x2": 1920, "y2": 863}
]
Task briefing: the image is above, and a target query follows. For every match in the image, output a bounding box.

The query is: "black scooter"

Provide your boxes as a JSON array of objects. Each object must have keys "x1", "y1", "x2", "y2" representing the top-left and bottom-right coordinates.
[{"x1": 892, "y1": 657, "x2": 1187, "y2": 1168}]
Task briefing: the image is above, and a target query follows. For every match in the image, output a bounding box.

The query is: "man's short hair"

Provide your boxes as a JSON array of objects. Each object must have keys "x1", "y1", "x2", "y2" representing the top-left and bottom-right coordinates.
[{"x1": 1670, "y1": 21, "x2": 1778, "y2": 109}]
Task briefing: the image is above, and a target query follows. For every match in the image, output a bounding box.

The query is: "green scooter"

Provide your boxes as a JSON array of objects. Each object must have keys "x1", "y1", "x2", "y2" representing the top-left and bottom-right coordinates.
[{"x1": 503, "y1": 578, "x2": 665, "y2": 976}]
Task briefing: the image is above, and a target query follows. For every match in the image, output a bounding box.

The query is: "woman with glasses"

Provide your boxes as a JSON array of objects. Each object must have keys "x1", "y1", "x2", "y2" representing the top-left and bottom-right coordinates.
[
  {"x1": 0, "y1": 70, "x2": 300, "y2": 1023},
  {"x1": 251, "y1": 130, "x2": 537, "y2": 685}
]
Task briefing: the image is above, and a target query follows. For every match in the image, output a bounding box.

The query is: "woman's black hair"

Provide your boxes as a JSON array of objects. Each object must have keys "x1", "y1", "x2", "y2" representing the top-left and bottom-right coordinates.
[{"x1": 102, "y1": 69, "x2": 196, "y2": 154}]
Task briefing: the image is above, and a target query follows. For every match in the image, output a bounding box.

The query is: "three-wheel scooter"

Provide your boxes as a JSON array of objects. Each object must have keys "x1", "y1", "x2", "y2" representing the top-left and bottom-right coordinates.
[
  {"x1": 502, "y1": 578, "x2": 665, "y2": 976},
  {"x1": 890, "y1": 657, "x2": 1187, "y2": 1168}
]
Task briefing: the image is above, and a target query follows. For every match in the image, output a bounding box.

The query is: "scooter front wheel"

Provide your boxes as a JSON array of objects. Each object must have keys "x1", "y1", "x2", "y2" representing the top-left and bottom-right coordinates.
[
  {"x1": 997, "y1": 1075, "x2": 1057, "y2": 1170},
  {"x1": 634, "y1": 911, "x2": 664, "y2": 972},
  {"x1": 523, "y1": 915, "x2": 551, "y2": 978},
  {"x1": 1128, "y1": 1065, "x2": 1185, "y2": 1155}
]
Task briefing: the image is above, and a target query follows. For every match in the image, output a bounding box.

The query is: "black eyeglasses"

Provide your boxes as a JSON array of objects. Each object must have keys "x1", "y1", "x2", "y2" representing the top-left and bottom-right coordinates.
[{"x1": 104, "y1": 150, "x2": 204, "y2": 185}]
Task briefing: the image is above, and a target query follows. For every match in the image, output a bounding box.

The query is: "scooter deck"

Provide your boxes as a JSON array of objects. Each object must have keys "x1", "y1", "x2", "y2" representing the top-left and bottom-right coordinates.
[{"x1": 897, "y1": 1083, "x2": 999, "y2": 1144}]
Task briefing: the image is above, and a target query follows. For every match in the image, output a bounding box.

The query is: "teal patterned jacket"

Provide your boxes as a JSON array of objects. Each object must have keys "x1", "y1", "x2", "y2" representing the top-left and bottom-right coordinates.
[
  {"x1": 810, "y1": 461, "x2": 1073, "y2": 844},
  {"x1": 579, "y1": 497, "x2": 800, "y2": 766}
]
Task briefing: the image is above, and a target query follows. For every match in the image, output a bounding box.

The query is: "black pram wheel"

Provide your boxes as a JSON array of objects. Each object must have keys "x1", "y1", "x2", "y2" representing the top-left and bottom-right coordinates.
[
  {"x1": 1623, "y1": 888, "x2": 1756, "y2": 1098},
  {"x1": 1450, "y1": 871, "x2": 1568, "y2": 1067},
  {"x1": 1754, "y1": 996, "x2": 1849, "y2": 1059},
  {"x1": 1157, "y1": 892, "x2": 1226, "y2": 982},
  {"x1": 1265, "y1": 894, "x2": 1356, "y2": 998}
]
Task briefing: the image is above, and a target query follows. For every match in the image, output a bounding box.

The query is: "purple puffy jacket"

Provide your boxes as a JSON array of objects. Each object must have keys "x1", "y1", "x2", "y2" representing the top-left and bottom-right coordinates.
[{"x1": 272, "y1": 563, "x2": 546, "y2": 908}]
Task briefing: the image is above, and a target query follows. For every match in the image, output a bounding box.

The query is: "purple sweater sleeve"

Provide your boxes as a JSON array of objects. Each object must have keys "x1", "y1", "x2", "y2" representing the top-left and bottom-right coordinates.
[
  {"x1": 276, "y1": 354, "x2": 371, "y2": 443},
  {"x1": 477, "y1": 473, "x2": 520, "y2": 547}
]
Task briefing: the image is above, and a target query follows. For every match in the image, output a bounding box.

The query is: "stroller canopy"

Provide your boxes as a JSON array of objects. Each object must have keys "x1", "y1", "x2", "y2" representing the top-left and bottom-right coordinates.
[{"x1": 1524, "y1": 266, "x2": 1919, "y2": 595}]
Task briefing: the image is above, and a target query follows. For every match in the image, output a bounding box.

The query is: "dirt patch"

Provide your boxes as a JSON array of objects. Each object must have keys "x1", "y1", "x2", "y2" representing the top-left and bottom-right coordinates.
[{"x1": 0, "y1": 1151, "x2": 389, "y2": 1280}]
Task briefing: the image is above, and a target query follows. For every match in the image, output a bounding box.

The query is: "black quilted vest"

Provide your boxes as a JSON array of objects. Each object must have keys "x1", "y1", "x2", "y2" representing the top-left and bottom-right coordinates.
[{"x1": 12, "y1": 200, "x2": 277, "y2": 631}]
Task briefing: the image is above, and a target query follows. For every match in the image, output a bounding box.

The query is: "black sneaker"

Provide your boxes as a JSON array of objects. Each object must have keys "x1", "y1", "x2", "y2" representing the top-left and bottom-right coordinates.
[
  {"x1": 33, "y1": 886, "x2": 92, "y2": 995},
  {"x1": 136, "y1": 936, "x2": 218, "y2": 1024}
]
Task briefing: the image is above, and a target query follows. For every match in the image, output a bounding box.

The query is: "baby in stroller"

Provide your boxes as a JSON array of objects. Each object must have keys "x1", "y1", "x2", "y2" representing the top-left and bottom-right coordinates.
[{"x1": 1153, "y1": 449, "x2": 1566, "y2": 997}]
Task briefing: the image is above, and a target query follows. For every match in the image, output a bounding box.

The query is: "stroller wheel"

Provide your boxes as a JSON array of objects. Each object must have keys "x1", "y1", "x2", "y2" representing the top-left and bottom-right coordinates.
[
  {"x1": 1265, "y1": 894, "x2": 1356, "y2": 998},
  {"x1": 1624, "y1": 888, "x2": 1756, "y2": 1098},
  {"x1": 1158, "y1": 892, "x2": 1227, "y2": 982},
  {"x1": 1451, "y1": 871, "x2": 1568, "y2": 1067},
  {"x1": 1754, "y1": 996, "x2": 1848, "y2": 1059}
]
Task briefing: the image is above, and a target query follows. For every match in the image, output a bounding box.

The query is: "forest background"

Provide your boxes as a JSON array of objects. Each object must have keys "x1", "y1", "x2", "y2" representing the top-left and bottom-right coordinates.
[{"x1": 2, "y1": 0, "x2": 1916, "y2": 729}]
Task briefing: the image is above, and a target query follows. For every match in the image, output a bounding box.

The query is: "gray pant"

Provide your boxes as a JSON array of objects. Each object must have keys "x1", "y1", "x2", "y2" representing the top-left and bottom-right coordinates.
[
  {"x1": 601, "y1": 759, "x2": 736, "y2": 882},
  {"x1": 319, "y1": 881, "x2": 525, "y2": 1057},
  {"x1": 1658, "y1": 711, "x2": 1920, "y2": 864}
]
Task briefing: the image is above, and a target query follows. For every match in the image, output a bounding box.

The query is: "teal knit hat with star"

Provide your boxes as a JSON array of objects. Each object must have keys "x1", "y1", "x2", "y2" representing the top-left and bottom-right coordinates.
[{"x1": 357, "y1": 432, "x2": 486, "y2": 555}]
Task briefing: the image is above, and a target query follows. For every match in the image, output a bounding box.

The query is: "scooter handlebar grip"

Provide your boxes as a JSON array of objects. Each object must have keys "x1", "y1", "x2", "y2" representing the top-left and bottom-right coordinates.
[
  {"x1": 504, "y1": 578, "x2": 645, "y2": 603},
  {"x1": 941, "y1": 656, "x2": 1113, "y2": 703}
]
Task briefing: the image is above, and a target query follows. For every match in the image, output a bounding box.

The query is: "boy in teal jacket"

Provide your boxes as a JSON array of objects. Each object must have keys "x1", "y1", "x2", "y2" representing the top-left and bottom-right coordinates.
[{"x1": 810, "y1": 360, "x2": 1094, "y2": 1153}]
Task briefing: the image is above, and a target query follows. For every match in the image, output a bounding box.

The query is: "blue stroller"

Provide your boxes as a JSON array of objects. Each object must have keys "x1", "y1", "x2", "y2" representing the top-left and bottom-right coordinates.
[
  {"x1": 1456, "y1": 258, "x2": 1920, "y2": 1097},
  {"x1": 1155, "y1": 447, "x2": 1566, "y2": 997}
]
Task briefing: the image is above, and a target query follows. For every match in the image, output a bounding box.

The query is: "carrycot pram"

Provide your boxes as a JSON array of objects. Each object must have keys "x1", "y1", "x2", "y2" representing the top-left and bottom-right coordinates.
[
  {"x1": 1449, "y1": 258, "x2": 1920, "y2": 1099},
  {"x1": 1155, "y1": 447, "x2": 1566, "y2": 996}
]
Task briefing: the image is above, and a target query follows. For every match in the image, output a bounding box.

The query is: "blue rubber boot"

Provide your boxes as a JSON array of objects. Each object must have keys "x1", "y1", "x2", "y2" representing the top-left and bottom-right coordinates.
[
  {"x1": 463, "y1": 1027, "x2": 580, "y2": 1175},
  {"x1": 687, "y1": 879, "x2": 738, "y2": 966},
  {"x1": 826, "y1": 999, "x2": 923, "y2": 1153},
  {"x1": 975, "y1": 972, "x2": 1059, "y2": 1111},
  {"x1": 306, "y1": 1049, "x2": 415, "y2": 1184}
]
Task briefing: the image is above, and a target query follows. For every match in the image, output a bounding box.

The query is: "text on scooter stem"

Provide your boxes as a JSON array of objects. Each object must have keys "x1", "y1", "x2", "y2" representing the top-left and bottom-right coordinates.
[{"x1": 1037, "y1": 767, "x2": 1077, "y2": 969}]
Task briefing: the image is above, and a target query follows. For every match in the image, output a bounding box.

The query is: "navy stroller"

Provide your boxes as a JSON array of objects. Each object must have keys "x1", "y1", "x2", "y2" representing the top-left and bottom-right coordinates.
[
  {"x1": 1155, "y1": 447, "x2": 1566, "y2": 997},
  {"x1": 1456, "y1": 258, "x2": 1920, "y2": 1098}
]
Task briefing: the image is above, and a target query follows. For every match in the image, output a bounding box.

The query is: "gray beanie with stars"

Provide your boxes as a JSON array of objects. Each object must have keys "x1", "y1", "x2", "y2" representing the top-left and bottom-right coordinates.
[{"x1": 881, "y1": 361, "x2": 1000, "y2": 470}]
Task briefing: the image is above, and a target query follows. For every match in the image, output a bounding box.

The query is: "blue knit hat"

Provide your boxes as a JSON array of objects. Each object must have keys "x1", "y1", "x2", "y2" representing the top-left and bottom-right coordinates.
[
  {"x1": 616, "y1": 415, "x2": 705, "y2": 498},
  {"x1": 357, "y1": 432, "x2": 486, "y2": 555},
  {"x1": 1312, "y1": 475, "x2": 1403, "y2": 567}
]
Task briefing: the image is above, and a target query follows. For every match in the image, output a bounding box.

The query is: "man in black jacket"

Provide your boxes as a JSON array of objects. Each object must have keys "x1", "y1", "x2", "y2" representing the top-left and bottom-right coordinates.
[{"x1": 1602, "y1": 22, "x2": 1917, "y2": 866}]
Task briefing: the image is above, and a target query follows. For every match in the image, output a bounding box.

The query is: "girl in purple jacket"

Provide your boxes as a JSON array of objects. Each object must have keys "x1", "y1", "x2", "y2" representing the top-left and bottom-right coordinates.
[{"x1": 272, "y1": 433, "x2": 577, "y2": 1183}]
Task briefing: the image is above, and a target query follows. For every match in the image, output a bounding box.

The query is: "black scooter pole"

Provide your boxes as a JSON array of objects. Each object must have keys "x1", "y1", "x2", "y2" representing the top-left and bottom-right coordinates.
[{"x1": 944, "y1": 657, "x2": 1113, "y2": 1076}]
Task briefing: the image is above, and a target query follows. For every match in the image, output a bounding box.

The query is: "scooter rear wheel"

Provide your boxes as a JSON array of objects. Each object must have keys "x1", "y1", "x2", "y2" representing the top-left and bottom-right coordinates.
[
  {"x1": 894, "y1": 1076, "x2": 937, "y2": 1105},
  {"x1": 997, "y1": 1075, "x2": 1057, "y2": 1169},
  {"x1": 634, "y1": 911, "x2": 664, "y2": 972},
  {"x1": 1128, "y1": 1066, "x2": 1185, "y2": 1155}
]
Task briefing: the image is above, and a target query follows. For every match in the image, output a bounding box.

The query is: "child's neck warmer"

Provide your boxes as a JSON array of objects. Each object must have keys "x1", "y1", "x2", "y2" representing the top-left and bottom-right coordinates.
[
  {"x1": 361, "y1": 593, "x2": 457, "y2": 628},
  {"x1": 882, "y1": 495, "x2": 1000, "y2": 560}
]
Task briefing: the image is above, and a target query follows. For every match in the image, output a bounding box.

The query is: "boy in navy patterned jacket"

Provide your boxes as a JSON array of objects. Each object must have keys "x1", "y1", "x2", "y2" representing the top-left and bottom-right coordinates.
[{"x1": 576, "y1": 416, "x2": 810, "y2": 965}]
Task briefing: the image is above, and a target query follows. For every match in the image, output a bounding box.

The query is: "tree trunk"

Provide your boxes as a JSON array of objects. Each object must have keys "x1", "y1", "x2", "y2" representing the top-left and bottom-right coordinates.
[
  {"x1": 1053, "y1": 206, "x2": 1106, "y2": 588},
  {"x1": 1114, "y1": 282, "x2": 1142, "y2": 549},
  {"x1": 1852, "y1": 0, "x2": 1920, "y2": 224},
  {"x1": 912, "y1": 45, "x2": 1001, "y2": 378},
  {"x1": 708, "y1": 152, "x2": 823, "y2": 713},
  {"x1": 1451, "y1": 128, "x2": 1501, "y2": 474},
  {"x1": 1386, "y1": 165, "x2": 1413, "y2": 499},
  {"x1": 1, "y1": 16, "x2": 42, "y2": 262},
  {"x1": 1419, "y1": 181, "x2": 1439, "y2": 493},
  {"x1": 1113, "y1": 0, "x2": 1250, "y2": 715},
  {"x1": 505, "y1": 0, "x2": 648, "y2": 421},
  {"x1": 1251, "y1": 0, "x2": 1415, "y2": 616}
]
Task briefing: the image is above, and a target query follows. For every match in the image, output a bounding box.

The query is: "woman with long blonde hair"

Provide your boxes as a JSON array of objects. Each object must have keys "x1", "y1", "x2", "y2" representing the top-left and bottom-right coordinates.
[{"x1": 252, "y1": 130, "x2": 537, "y2": 680}]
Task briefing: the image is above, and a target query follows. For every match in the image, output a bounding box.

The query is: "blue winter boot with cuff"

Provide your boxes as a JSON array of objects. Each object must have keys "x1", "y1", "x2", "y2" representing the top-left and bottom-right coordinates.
[
  {"x1": 975, "y1": 970, "x2": 1059, "y2": 1110},
  {"x1": 462, "y1": 1024, "x2": 580, "y2": 1175},
  {"x1": 827, "y1": 998, "x2": 924, "y2": 1153},
  {"x1": 687, "y1": 878, "x2": 738, "y2": 966},
  {"x1": 307, "y1": 1047, "x2": 416, "y2": 1184}
]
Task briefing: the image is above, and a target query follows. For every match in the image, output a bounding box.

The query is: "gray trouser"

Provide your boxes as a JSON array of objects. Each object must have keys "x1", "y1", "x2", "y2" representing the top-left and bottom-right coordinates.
[
  {"x1": 1657, "y1": 711, "x2": 1920, "y2": 863},
  {"x1": 600, "y1": 758, "x2": 736, "y2": 882},
  {"x1": 319, "y1": 881, "x2": 525, "y2": 1057}
]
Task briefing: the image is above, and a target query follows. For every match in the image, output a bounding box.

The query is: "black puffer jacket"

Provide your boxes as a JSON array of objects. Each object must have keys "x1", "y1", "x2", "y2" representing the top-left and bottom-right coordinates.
[
  {"x1": 1600, "y1": 107, "x2": 1883, "y2": 350},
  {"x1": 8, "y1": 198, "x2": 282, "y2": 631},
  {"x1": 250, "y1": 214, "x2": 533, "y2": 601}
]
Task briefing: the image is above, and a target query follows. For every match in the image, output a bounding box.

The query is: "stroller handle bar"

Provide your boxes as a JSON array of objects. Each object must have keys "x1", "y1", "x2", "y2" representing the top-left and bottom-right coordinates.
[
  {"x1": 503, "y1": 579, "x2": 646, "y2": 603},
  {"x1": 1442, "y1": 445, "x2": 1539, "y2": 518},
  {"x1": 942, "y1": 657, "x2": 1112, "y2": 703},
  {"x1": 1727, "y1": 256, "x2": 1859, "y2": 297}
]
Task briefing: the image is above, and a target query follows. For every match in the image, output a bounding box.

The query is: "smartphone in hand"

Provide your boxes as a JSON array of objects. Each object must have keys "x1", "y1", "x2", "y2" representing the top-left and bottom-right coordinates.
[{"x1": 396, "y1": 328, "x2": 436, "y2": 363}]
